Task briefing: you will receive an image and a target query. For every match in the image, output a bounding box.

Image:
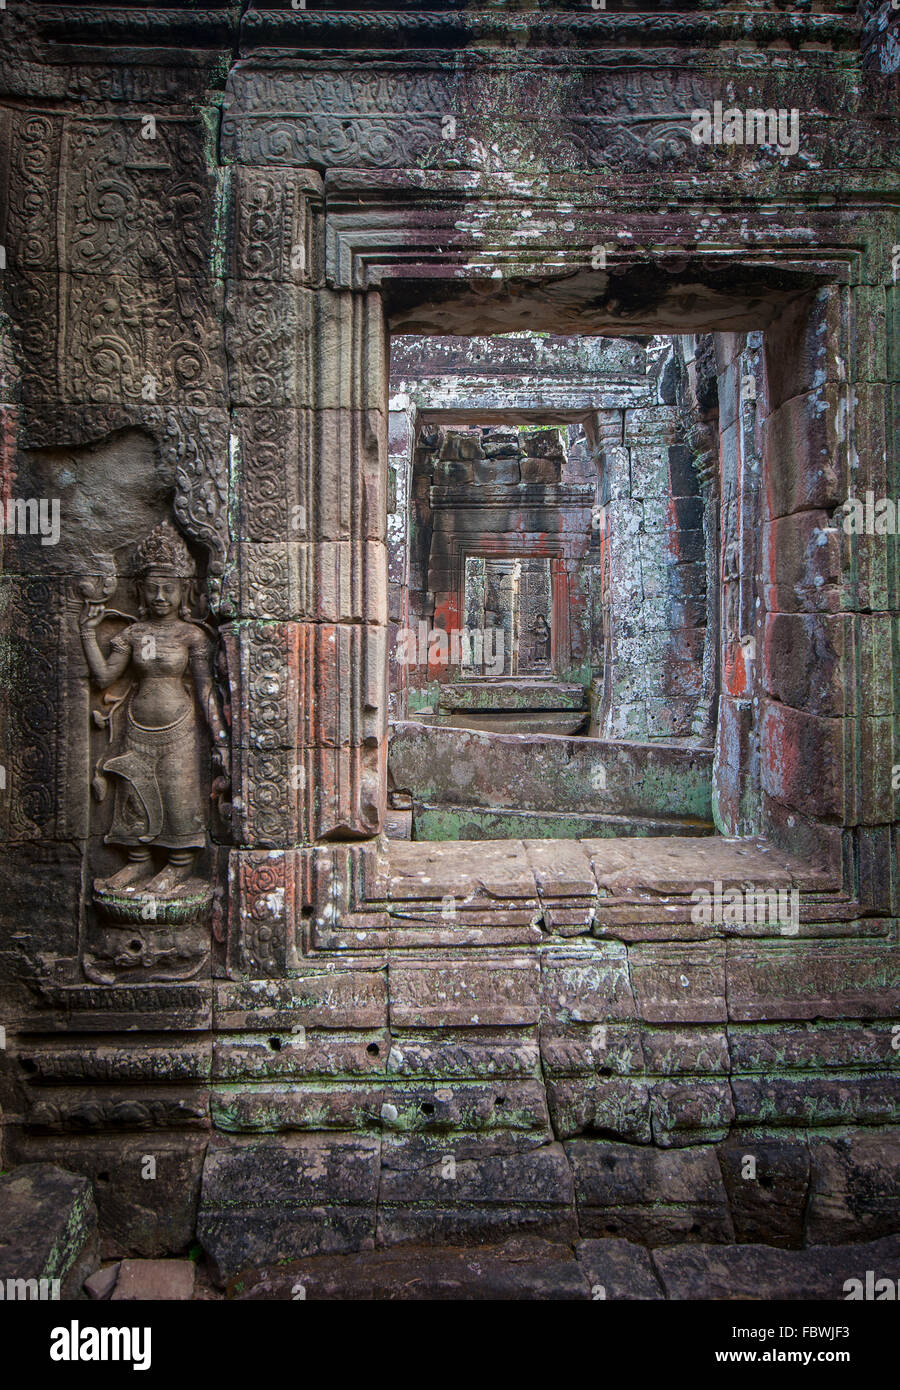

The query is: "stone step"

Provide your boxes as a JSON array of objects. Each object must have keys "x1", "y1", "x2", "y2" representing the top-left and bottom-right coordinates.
[
  {"x1": 412, "y1": 803, "x2": 711, "y2": 841},
  {"x1": 381, "y1": 835, "x2": 837, "y2": 902},
  {"x1": 389, "y1": 721, "x2": 714, "y2": 830},
  {"x1": 197, "y1": 1129, "x2": 900, "y2": 1287},
  {"x1": 417, "y1": 711, "x2": 590, "y2": 736},
  {"x1": 306, "y1": 835, "x2": 855, "y2": 947},
  {"x1": 437, "y1": 681, "x2": 588, "y2": 712},
  {"x1": 224, "y1": 1232, "x2": 900, "y2": 1301}
]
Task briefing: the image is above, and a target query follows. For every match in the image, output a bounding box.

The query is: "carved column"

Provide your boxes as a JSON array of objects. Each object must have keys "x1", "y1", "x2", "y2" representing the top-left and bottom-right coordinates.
[
  {"x1": 221, "y1": 163, "x2": 389, "y2": 974},
  {"x1": 673, "y1": 335, "x2": 720, "y2": 747}
]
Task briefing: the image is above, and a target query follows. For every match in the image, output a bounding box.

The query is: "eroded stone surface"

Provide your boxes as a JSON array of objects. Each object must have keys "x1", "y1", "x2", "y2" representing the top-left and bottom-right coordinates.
[
  {"x1": 653, "y1": 1234, "x2": 900, "y2": 1302},
  {"x1": 0, "y1": 1164, "x2": 99, "y2": 1299},
  {"x1": 566, "y1": 1140, "x2": 735, "y2": 1246},
  {"x1": 84, "y1": 1263, "x2": 120, "y2": 1301},
  {"x1": 111, "y1": 1258, "x2": 195, "y2": 1302},
  {"x1": 577, "y1": 1238, "x2": 666, "y2": 1301},
  {"x1": 229, "y1": 1237, "x2": 589, "y2": 1301}
]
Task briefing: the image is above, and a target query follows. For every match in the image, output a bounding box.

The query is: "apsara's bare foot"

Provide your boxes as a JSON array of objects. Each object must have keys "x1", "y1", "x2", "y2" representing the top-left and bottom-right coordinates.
[
  {"x1": 101, "y1": 859, "x2": 154, "y2": 892},
  {"x1": 142, "y1": 858, "x2": 195, "y2": 897}
]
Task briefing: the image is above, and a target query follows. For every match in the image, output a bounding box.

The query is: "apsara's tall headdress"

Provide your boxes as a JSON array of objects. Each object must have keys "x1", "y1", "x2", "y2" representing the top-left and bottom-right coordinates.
[{"x1": 130, "y1": 520, "x2": 196, "y2": 580}]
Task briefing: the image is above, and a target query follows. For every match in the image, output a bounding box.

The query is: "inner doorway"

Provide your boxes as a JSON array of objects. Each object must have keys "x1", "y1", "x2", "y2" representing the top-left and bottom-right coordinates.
[{"x1": 385, "y1": 330, "x2": 719, "y2": 843}]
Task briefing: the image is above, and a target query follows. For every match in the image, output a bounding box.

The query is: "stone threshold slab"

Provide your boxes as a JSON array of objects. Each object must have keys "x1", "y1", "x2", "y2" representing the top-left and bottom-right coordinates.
[
  {"x1": 311, "y1": 836, "x2": 850, "y2": 950},
  {"x1": 385, "y1": 836, "x2": 834, "y2": 903},
  {"x1": 437, "y1": 681, "x2": 587, "y2": 712}
]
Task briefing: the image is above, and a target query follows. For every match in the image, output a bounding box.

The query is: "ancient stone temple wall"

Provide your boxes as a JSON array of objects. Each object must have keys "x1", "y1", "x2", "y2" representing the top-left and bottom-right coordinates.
[{"x1": 0, "y1": 2, "x2": 897, "y2": 1282}]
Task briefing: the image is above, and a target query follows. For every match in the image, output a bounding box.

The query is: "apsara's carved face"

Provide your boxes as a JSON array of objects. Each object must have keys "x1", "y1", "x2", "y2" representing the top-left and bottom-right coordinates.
[{"x1": 140, "y1": 568, "x2": 185, "y2": 621}]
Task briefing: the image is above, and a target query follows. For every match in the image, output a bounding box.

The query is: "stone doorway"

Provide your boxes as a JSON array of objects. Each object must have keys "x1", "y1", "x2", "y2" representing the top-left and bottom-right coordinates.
[
  {"x1": 384, "y1": 329, "x2": 719, "y2": 840},
  {"x1": 273, "y1": 231, "x2": 877, "y2": 900}
]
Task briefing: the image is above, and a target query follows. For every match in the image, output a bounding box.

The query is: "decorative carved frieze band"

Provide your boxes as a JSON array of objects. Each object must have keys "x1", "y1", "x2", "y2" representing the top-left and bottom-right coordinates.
[
  {"x1": 223, "y1": 61, "x2": 897, "y2": 178},
  {"x1": 238, "y1": 10, "x2": 859, "y2": 51},
  {"x1": 26, "y1": 7, "x2": 861, "y2": 52}
]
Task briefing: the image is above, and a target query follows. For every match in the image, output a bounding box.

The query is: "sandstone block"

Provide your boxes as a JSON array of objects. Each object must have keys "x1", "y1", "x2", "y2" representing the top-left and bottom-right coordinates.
[
  {"x1": 0, "y1": 1164, "x2": 99, "y2": 1300},
  {"x1": 654, "y1": 1233, "x2": 900, "y2": 1301},
  {"x1": 566, "y1": 1140, "x2": 734, "y2": 1245},
  {"x1": 197, "y1": 1133, "x2": 379, "y2": 1284},
  {"x1": 111, "y1": 1258, "x2": 195, "y2": 1301},
  {"x1": 807, "y1": 1130, "x2": 900, "y2": 1244},
  {"x1": 717, "y1": 1138, "x2": 810, "y2": 1248},
  {"x1": 576, "y1": 1238, "x2": 665, "y2": 1300}
]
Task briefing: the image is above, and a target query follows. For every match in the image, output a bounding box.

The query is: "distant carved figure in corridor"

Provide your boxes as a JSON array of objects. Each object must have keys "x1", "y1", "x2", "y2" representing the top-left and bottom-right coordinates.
[{"x1": 530, "y1": 612, "x2": 552, "y2": 666}]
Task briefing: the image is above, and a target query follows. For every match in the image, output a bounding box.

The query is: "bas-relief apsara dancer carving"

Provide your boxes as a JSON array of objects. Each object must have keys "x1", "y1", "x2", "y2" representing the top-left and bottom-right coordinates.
[{"x1": 80, "y1": 520, "x2": 229, "y2": 900}]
